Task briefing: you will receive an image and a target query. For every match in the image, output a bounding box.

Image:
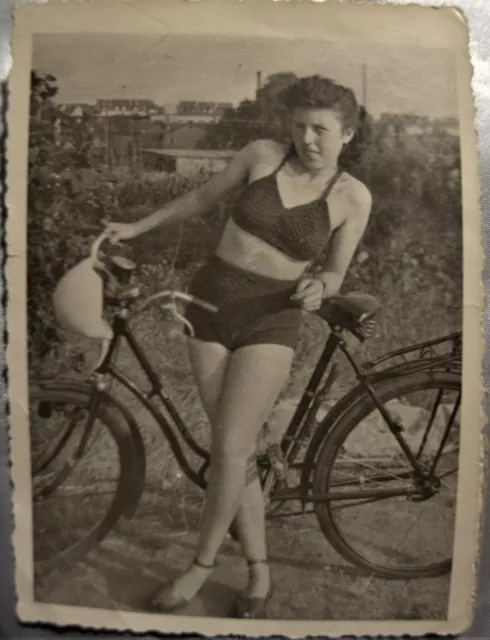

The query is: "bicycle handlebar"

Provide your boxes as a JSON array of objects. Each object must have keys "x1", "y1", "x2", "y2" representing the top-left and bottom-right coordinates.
[
  {"x1": 137, "y1": 290, "x2": 218, "y2": 315},
  {"x1": 90, "y1": 232, "x2": 218, "y2": 315},
  {"x1": 91, "y1": 231, "x2": 111, "y2": 263}
]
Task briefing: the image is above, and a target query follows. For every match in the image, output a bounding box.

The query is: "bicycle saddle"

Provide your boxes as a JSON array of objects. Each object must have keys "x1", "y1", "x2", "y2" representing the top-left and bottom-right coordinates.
[{"x1": 317, "y1": 292, "x2": 380, "y2": 340}]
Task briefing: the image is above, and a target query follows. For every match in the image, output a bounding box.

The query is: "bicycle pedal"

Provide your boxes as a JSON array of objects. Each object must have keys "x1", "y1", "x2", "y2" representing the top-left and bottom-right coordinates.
[{"x1": 266, "y1": 444, "x2": 289, "y2": 483}]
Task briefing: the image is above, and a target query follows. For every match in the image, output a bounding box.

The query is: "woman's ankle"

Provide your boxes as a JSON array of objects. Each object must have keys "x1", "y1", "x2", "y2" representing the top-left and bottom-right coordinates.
[
  {"x1": 194, "y1": 557, "x2": 216, "y2": 570},
  {"x1": 247, "y1": 559, "x2": 268, "y2": 570},
  {"x1": 247, "y1": 560, "x2": 269, "y2": 580},
  {"x1": 245, "y1": 561, "x2": 270, "y2": 596}
]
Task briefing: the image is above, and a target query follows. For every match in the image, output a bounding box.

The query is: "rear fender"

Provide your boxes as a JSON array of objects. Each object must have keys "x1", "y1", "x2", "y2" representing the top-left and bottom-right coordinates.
[
  {"x1": 33, "y1": 379, "x2": 146, "y2": 519},
  {"x1": 299, "y1": 372, "x2": 391, "y2": 502}
]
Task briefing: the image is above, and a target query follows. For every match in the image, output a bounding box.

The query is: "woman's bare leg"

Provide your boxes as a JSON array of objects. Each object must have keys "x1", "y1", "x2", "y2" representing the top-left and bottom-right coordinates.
[
  {"x1": 160, "y1": 341, "x2": 293, "y2": 603},
  {"x1": 189, "y1": 340, "x2": 272, "y2": 599},
  {"x1": 196, "y1": 342, "x2": 293, "y2": 557},
  {"x1": 232, "y1": 477, "x2": 270, "y2": 598},
  {"x1": 160, "y1": 338, "x2": 230, "y2": 601}
]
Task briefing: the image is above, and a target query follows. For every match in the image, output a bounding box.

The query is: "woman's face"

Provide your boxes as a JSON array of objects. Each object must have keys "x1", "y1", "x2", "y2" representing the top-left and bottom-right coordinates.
[{"x1": 291, "y1": 107, "x2": 355, "y2": 171}]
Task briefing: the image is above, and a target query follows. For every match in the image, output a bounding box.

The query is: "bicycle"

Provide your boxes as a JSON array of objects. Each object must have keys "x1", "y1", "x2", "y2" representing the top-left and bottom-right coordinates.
[{"x1": 30, "y1": 235, "x2": 462, "y2": 581}]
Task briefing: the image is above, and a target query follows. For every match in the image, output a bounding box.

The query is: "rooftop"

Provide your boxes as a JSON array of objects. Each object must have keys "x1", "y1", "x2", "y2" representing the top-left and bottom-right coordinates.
[{"x1": 142, "y1": 148, "x2": 235, "y2": 159}]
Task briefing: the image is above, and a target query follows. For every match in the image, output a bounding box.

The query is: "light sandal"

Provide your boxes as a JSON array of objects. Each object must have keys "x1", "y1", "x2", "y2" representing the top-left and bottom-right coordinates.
[
  {"x1": 234, "y1": 560, "x2": 274, "y2": 619},
  {"x1": 147, "y1": 558, "x2": 215, "y2": 613}
]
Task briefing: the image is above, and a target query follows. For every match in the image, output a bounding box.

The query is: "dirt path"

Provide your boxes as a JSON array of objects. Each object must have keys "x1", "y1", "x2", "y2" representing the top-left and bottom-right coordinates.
[{"x1": 35, "y1": 494, "x2": 450, "y2": 622}]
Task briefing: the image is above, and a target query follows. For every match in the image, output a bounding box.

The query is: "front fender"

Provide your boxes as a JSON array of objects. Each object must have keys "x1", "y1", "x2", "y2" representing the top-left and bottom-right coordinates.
[{"x1": 33, "y1": 379, "x2": 146, "y2": 519}]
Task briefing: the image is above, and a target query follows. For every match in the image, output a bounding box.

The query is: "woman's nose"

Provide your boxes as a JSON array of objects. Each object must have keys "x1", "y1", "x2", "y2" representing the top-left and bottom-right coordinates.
[{"x1": 302, "y1": 128, "x2": 316, "y2": 145}]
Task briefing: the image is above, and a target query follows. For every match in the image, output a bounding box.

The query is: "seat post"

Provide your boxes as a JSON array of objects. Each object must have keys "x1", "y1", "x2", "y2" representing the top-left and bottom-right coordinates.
[{"x1": 281, "y1": 330, "x2": 342, "y2": 457}]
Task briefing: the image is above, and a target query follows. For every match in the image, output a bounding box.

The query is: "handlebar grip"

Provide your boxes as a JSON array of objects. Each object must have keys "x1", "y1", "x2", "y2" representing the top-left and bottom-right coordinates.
[{"x1": 110, "y1": 256, "x2": 137, "y2": 286}]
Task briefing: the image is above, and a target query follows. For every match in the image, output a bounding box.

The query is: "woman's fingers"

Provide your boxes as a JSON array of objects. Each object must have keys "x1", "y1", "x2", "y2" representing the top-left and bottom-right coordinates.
[
  {"x1": 291, "y1": 280, "x2": 315, "y2": 302},
  {"x1": 105, "y1": 227, "x2": 120, "y2": 245},
  {"x1": 302, "y1": 297, "x2": 323, "y2": 312},
  {"x1": 104, "y1": 223, "x2": 129, "y2": 244},
  {"x1": 295, "y1": 279, "x2": 311, "y2": 293},
  {"x1": 291, "y1": 279, "x2": 324, "y2": 310},
  {"x1": 293, "y1": 294, "x2": 323, "y2": 311}
]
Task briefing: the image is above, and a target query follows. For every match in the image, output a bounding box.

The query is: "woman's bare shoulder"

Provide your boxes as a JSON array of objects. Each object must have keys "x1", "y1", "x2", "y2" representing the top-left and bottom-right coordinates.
[
  {"x1": 247, "y1": 139, "x2": 289, "y2": 166},
  {"x1": 341, "y1": 172, "x2": 372, "y2": 217}
]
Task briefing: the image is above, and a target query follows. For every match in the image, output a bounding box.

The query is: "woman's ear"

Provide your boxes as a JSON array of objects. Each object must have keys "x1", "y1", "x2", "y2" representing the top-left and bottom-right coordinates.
[{"x1": 343, "y1": 127, "x2": 356, "y2": 145}]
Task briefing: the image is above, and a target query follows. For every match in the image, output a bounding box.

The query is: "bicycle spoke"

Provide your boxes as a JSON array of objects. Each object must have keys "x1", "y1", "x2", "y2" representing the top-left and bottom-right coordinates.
[
  {"x1": 313, "y1": 372, "x2": 460, "y2": 578},
  {"x1": 30, "y1": 388, "x2": 125, "y2": 567}
]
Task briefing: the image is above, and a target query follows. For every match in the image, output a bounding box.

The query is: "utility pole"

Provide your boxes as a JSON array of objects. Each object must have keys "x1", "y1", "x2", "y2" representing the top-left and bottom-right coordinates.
[
  {"x1": 361, "y1": 64, "x2": 368, "y2": 109},
  {"x1": 256, "y1": 71, "x2": 262, "y2": 99},
  {"x1": 105, "y1": 115, "x2": 110, "y2": 167}
]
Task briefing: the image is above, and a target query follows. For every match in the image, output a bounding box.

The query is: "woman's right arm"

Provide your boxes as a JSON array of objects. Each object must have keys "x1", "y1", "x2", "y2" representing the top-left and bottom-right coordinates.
[{"x1": 106, "y1": 141, "x2": 260, "y2": 242}]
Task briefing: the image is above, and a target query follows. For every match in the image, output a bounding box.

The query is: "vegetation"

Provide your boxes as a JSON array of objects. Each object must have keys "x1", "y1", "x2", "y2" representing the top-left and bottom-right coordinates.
[
  {"x1": 28, "y1": 70, "x2": 462, "y2": 379},
  {"x1": 27, "y1": 71, "x2": 460, "y2": 620}
]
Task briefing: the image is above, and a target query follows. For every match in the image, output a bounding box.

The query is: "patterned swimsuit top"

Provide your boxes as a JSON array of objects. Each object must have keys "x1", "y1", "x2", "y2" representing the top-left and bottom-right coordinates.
[{"x1": 230, "y1": 148, "x2": 343, "y2": 262}]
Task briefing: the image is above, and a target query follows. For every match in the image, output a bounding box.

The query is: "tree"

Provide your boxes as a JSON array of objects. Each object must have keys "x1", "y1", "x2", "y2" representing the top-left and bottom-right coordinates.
[
  {"x1": 202, "y1": 72, "x2": 372, "y2": 175},
  {"x1": 30, "y1": 71, "x2": 58, "y2": 121},
  {"x1": 202, "y1": 72, "x2": 298, "y2": 150},
  {"x1": 27, "y1": 71, "x2": 117, "y2": 364}
]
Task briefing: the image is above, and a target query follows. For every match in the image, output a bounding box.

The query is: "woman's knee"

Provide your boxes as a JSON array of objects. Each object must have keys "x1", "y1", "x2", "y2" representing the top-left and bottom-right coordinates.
[{"x1": 211, "y1": 439, "x2": 255, "y2": 466}]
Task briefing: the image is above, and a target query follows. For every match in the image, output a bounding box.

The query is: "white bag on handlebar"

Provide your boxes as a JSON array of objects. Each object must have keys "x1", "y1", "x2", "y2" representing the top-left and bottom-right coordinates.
[{"x1": 53, "y1": 247, "x2": 113, "y2": 341}]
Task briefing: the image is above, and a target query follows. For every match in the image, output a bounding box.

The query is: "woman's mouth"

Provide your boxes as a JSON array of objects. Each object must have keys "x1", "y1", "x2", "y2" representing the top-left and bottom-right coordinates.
[{"x1": 303, "y1": 150, "x2": 320, "y2": 160}]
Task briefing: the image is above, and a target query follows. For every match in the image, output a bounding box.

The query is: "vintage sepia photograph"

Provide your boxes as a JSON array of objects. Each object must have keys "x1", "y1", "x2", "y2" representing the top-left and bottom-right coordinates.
[{"x1": 5, "y1": 0, "x2": 483, "y2": 637}]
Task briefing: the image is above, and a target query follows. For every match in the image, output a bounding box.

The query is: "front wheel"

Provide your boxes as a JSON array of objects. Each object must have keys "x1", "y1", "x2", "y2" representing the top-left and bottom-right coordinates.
[
  {"x1": 30, "y1": 385, "x2": 135, "y2": 569},
  {"x1": 312, "y1": 370, "x2": 461, "y2": 579}
]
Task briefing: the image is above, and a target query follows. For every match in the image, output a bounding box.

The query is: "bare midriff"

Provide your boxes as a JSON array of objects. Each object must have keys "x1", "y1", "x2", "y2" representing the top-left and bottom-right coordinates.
[{"x1": 215, "y1": 218, "x2": 310, "y2": 281}]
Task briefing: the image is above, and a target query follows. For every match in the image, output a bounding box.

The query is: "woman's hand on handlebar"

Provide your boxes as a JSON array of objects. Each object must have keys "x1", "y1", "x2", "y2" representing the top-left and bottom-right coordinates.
[{"x1": 105, "y1": 221, "x2": 141, "y2": 244}]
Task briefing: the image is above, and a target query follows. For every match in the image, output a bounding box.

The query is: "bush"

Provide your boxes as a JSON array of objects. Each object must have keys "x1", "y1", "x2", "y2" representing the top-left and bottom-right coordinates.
[{"x1": 27, "y1": 73, "x2": 462, "y2": 380}]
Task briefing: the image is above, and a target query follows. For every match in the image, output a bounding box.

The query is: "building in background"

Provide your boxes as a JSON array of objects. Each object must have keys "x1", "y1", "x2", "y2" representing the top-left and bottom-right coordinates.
[
  {"x1": 160, "y1": 122, "x2": 208, "y2": 149},
  {"x1": 59, "y1": 98, "x2": 233, "y2": 123},
  {"x1": 378, "y1": 113, "x2": 459, "y2": 138},
  {"x1": 142, "y1": 148, "x2": 235, "y2": 175},
  {"x1": 59, "y1": 103, "x2": 98, "y2": 120},
  {"x1": 95, "y1": 99, "x2": 159, "y2": 117},
  {"x1": 150, "y1": 101, "x2": 233, "y2": 125}
]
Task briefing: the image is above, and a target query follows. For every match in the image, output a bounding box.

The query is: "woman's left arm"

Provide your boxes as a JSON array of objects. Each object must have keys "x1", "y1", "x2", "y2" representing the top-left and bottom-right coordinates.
[
  {"x1": 317, "y1": 183, "x2": 372, "y2": 296},
  {"x1": 291, "y1": 182, "x2": 372, "y2": 311}
]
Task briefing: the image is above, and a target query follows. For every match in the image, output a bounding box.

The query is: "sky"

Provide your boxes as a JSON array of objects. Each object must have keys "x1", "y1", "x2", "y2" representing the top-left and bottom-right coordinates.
[{"x1": 32, "y1": 33, "x2": 459, "y2": 119}]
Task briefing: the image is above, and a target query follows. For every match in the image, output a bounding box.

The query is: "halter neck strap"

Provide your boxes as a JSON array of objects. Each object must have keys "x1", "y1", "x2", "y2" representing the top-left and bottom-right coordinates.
[
  {"x1": 274, "y1": 146, "x2": 343, "y2": 198},
  {"x1": 321, "y1": 168, "x2": 343, "y2": 199},
  {"x1": 273, "y1": 146, "x2": 295, "y2": 174}
]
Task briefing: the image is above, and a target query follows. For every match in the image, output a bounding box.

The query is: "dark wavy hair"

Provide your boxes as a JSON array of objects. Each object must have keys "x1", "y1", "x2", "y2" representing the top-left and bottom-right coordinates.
[{"x1": 279, "y1": 75, "x2": 369, "y2": 168}]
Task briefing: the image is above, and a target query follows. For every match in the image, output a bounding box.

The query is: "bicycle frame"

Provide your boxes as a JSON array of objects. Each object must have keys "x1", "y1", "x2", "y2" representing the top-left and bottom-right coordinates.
[
  {"x1": 85, "y1": 308, "x2": 354, "y2": 497},
  {"x1": 93, "y1": 312, "x2": 210, "y2": 489},
  {"x1": 277, "y1": 330, "x2": 461, "y2": 511},
  {"x1": 84, "y1": 302, "x2": 461, "y2": 512}
]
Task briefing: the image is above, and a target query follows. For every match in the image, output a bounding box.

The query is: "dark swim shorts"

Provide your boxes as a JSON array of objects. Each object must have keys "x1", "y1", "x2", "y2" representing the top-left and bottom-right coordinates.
[{"x1": 184, "y1": 256, "x2": 303, "y2": 351}]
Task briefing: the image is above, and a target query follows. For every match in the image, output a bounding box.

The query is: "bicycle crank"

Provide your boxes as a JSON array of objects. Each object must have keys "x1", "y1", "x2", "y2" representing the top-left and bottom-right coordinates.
[{"x1": 408, "y1": 475, "x2": 442, "y2": 502}]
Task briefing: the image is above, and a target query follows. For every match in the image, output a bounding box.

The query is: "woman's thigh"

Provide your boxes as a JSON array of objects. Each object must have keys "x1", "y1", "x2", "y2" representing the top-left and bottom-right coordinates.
[
  {"x1": 187, "y1": 337, "x2": 230, "y2": 421},
  {"x1": 212, "y1": 343, "x2": 294, "y2": 458}
]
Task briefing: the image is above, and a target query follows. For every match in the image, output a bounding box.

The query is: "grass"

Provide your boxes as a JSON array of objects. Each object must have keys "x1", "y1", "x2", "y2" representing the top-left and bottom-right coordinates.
[
  {"x1": 30, "y1": 262, "x2": 460, "y2": 619},
  {"x1": 33, "y1": 486, "x2": 453, "y2": 620},
  {"x1": 28, "y1": 160, "x2": 462, "y2": 619},
  {"x1": 31, "y1": 219, "x2": 462, "y2": 496}
]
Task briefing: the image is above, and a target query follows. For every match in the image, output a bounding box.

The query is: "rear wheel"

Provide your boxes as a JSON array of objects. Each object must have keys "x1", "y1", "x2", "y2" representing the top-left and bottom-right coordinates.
[
  {"x1": 312, "y1": 370, "x2": 461, "y2": 579},
  {"x1": 30, "y1": 386, "x2": 134, "y2": 568}
]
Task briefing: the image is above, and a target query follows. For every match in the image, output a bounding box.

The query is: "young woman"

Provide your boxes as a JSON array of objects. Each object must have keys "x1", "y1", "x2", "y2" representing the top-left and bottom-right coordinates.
[{"x1": 106, "y1": 75, "x2": 372, "y2": 618}]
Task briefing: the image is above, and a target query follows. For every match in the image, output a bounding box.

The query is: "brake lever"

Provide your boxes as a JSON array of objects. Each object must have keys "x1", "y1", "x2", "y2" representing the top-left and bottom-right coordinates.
[{"x1": 158, "y1": 301, "x2": 195, "y2": 337}]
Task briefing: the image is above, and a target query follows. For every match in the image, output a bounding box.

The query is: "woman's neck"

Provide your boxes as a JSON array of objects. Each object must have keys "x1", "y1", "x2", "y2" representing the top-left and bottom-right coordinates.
[{"x1": 288, "y1": 150, "x2": 339, "y2": 182}]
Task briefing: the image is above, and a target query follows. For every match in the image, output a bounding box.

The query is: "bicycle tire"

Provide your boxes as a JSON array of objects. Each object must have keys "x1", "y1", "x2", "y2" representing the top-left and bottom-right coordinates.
[
  {"x1": 30, "y1": 385, "x2": 136, "y2": 569},
  {"x1": 312, "y1": 370, "x2": 461, "y2": 579}
]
